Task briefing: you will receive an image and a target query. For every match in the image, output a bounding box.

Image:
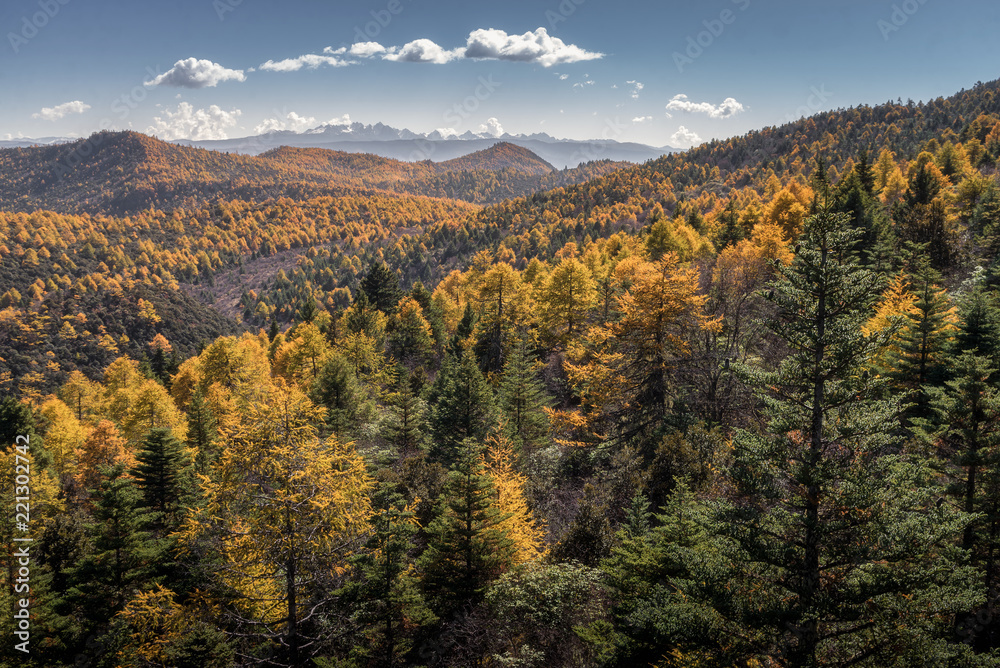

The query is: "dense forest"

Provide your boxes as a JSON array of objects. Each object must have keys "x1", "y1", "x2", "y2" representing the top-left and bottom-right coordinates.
[{"x1": 4, "y1": 78, "x2": 1000, "y2": 667}]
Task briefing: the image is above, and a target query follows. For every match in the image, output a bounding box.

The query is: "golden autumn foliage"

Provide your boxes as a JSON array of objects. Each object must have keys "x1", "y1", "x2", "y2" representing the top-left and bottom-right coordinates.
[
  {"x1": 178, "y1": 381, "x2": 373, "y2": 646},
  {"x1": 483, "y1": 430, "x2": 546, "y2": 564},
  {"x1": 74, "y1": 419, "x2": 136, "y2": 493},
  {"x1": 38, "y1": 397, "x2": 88, "y2": 476}
]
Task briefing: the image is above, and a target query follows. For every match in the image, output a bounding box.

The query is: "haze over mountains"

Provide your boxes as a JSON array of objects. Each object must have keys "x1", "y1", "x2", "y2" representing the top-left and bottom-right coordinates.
[
  {"x1": 0, "y1": 119, "x2": 675, "y2": 170},
  {"x1": 0, "y1": 132, "x2": 631, "y2": 214}
]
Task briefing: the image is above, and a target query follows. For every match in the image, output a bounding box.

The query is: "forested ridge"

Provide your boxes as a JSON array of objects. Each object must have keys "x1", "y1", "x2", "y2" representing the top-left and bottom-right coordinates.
[
  {"x1": 4, "y1": 78, "x2": 1000, "y2": 666},
  {"x1": 0, "y1": 133, "x2": 626, "y2": 214}
]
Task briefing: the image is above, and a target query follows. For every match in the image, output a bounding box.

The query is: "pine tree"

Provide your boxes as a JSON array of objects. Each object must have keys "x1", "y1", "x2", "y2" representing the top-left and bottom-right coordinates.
[
  {"x1": 717, "y1": 212, "x2": 981, "y2": 666},
  {"x1": 63, "y1": 464, "x2": 159, "y2": 640},
  {"x1": 419, "y1": 438, "x2": 515, "y2": 617},
  {"x1": 429, "y1": 349, "x2": 498, "y2": 465},
  {"x1": 361, "y1": 262, "x2": 404, "y2": 315},
  {"x1": 918, "y1": 353, "x2": 1000, "y2": 651},
  {"x1": 954, "y1": 286, "x2": 1000, "y2": 369},
  {"x1": 383, "y1": 367, "x2": 430, "y2": 454},
  {"x1": 888, "y1": 255, "x2": 956, "y2": 426},
  {"x1": 186, "y1": 389, "x2": 218, "y2": 474},
  {"x1": 343, "y1": 483, "x2": 434, "y2": 667},
  {"x1": 310, "y1": 351, "x2": 367, "y2": 436},
  {"x1": 498, "y1": 336, "x2": 551, "y2": 453},
  {"x1": 132, "y1": 427, "x2": 192, "y2": 533}
]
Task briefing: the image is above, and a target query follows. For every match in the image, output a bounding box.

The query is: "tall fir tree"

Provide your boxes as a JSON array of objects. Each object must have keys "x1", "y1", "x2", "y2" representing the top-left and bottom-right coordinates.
[
  {"x1": 361, "y1": 262, "x2": 404, "y2": 315},
  {"x1": 132, "y1": 427, "x2": 192, "y2": 534},
  {"x1": 498, "y1": 336, "x2": 552, "y2": 453},
  {"x1": 341, "y1": 483, "x2": 434, "y2": 667},
  {"x1": 917, "y1": 353, "x2": 1000, "y2": 652},
  {"x1": 429, "y1": 349, "x2": 498, "y2": 465},
  {"x1": 716, "y1": 212, "x2": 981, "y2": 666},
  {"x1": 419, "y1": 438, "x2": 515, "y2": 618}
]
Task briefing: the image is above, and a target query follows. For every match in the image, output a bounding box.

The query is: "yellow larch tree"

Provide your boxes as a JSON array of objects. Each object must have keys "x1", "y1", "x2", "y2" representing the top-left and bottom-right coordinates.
[
  {"x1": 177, "y1": 380, "x2": 373, "y2": 665},
  {"x1": 483, "y1": 430, "x2": 546, "y2": 564}
]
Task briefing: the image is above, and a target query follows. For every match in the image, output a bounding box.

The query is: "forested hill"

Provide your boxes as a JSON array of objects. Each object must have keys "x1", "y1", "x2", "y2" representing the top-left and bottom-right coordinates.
[
  {"x1": 429, "y1": 78, "x2": 1000, "y2": 275},
  {"x1": 0, "y1": 132, "x2": 627, "y2": 214}
]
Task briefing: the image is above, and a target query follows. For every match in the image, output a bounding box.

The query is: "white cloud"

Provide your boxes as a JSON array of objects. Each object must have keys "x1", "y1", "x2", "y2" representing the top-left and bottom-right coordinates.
[
  {"x1": 477, "y1": 117, "x2": 504, "y2": 137},
  {"x1": 632, "y1": 116, "x2": 652, "y2": 124},
  {"x1": 558, "y1": 74, "x2": 569, "y2": 80},
  {"x1": 383, "y1": 38, "x2": 462, "y2": 64},
  {"x1": 627, "y1": 80, "x2": 644, "y2": 100},
  {"x1": 347, "y1": 41, "x2": 387, "y2": 57},
  {"x1": 670, "y1": 125, "x2": 702, "y2": 146},
  {"x1": 573, "y1": 80, "x2": 595, "y2": 89},
  {"x1": 434, "y1": 127, "x2": 459, "y2": 138},
  {"x1": 259, "y1": 53, "x2": 352, "y2": 72},
  {"x1": 254, "y1": 111, "x2": 317, "y2": 134},
  {"x1": 665, "y1": 94, "x2": 745, "y2": 119},
  {"x1": 32, "y1": 100, "x2": 90, "y2": 121},
  {"x1": 145, "y1": 58, "x2": 246, "y2": 88},
  {"x1": 147, "y1": 102, "x2": 242, "y2": 140},
  {"x1": 325, "y1": 113, "x2": 352, "y2": 126},
  {"x1": 464, "y1": 27, "x2": 602, "y2": 67}
]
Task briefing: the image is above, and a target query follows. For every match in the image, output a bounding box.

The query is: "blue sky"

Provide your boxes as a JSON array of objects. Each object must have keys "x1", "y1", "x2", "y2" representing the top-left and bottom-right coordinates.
[{"x1": 2, "y1": 0, "x2": 998, "y2": 149}]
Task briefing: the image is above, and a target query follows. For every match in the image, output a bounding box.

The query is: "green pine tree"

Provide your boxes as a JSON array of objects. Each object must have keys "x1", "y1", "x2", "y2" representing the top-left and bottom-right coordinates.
[
  {"x1": 918, "y1": 353, "x2": 1000, "y2": 652},
  {"x1": 717, "y1": 212, "x2": 981, "y2": 666},
  {"x1": 343, "y1": 483, "x2": 435, "y2": 667},
  {"x1": 361, "y1": 262, "x2": 404, "y2": 315},
  {"x1": 888, "y1": 254, "x2": 954, "y2": 426},
  {"x1": 132, "y1": 427, "x2": 192, "y2": 533},
  {"x1": 498, "y1": 336, "x2": 551, "y2": 453},
  {"x1": 419, "y1": 438, "x2": 515, "y2": 617},
  {"x1": 429, "y1": 350, "x2": 498, "y2": 465}
]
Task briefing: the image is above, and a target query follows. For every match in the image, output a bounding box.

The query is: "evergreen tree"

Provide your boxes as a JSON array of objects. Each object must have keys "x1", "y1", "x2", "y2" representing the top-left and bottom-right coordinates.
[
  {"x1": 429, "y1": 349, "x2": 498, "y2": 465},
  {"x1": 186, "y1": 389, "x2": 218, "y2": 474},
  {"x1": 342, "y1": 483, "x2": 434, "y2": 667},
  {"x1": 419, "y1": 438, "x2": 515, "y2": 617},
  {"x1": 716, "y1": 212, "x2": 981, "y2": 666},
  {"x1": 498, "y1": 336, "x2": 551, "y2": 453},
  {"x1": 132, "y1": 427, "x2": 192, "y2": 533},
  {"x1": 918, "y1": 353, "x2": 1000, "y2": 652},
  {"x1": 361, "y1": 262, "x2": 404, "y2": 315},
  {"x1": 310, "y1": 352, "x2": 366, "y2": 436},
  {"x1": 383, "y1": 367, "x2": 430, "y2": 454},
  {"x1": 712, "y1": 198, "x2": 745, "y2": 250},
  {"x1": 954, "y1": 286, "x2": 1000, "y2": 369},
  {"x1": 888, "y1": 255, "x2": 955, "y2": 426},
  {"x1": 63, "y1": 464, "x2": 159, "y2": 644}
]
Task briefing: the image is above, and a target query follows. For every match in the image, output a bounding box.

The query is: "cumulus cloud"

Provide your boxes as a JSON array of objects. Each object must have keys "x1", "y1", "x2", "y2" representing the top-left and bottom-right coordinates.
[
  {"x1": 254, "y1": 111, "x2": 317, "y2": 135},
  {"x1": 145, "y1": 58, "x2": 246, "y2": 88},
  {"x1": 383, "y1": 38, "x2": 462, "y2": 64},
  {"x1": 347, "y1": 41, "x2": 387, "y2": 57},
  {"x1": 264, "y1": 27, "x2": 601, "y2": 71},
  {"x1": 464, "y1": 27, "x2": 602, "y2": 67},
  {"x1": 259, "y1": 53, "x2": 352, "y2": 72},
  {"x1": 627, "y1": 80, "x2": 644, "y2": 100},
  {"x1": 32, "y1": 100, "x2": 90, "y2": 121},
  {"x1": 665, "y1": 94, "x2": 744, "y2": 119},
  {"x1": 632, "y1": 116, "x2": 652, "y2": 124},
  {"x1": 477, "y1": 118, "x2": 504, "y2": 137},
  {"x1": 670, "y1": 125, "x2": 702, "y2": 146},
  {"x1": 147, "y1": 102, "x2": 242, "y2": 140},
  {"x1": 325, "y1": 113, "x2": 352, "y2": 126}
]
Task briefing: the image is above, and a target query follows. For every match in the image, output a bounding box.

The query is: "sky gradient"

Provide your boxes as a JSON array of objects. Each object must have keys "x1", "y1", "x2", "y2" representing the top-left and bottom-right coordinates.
[{"x1": 2, "y1": 0, "x2": 998, "y2": 149}]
